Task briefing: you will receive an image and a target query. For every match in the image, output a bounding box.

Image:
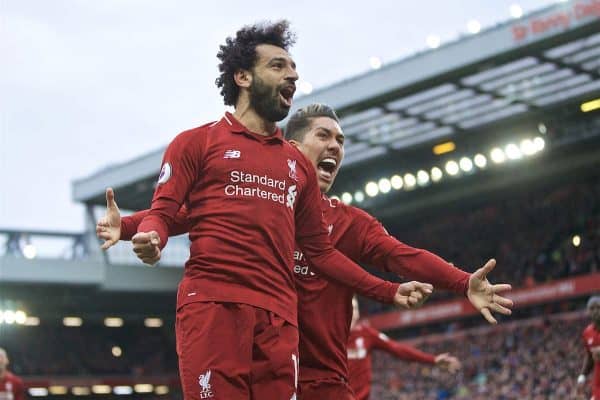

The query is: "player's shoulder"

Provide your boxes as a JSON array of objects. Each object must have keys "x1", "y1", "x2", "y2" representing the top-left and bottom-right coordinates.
[
  {"x1": 328, "y1": 199, "x2": 376, "y2": 226},
  {"x1": 346, "y1": 203, "x2": 375, "y2": 220},
  {"x1": 583, "y1": 323, "x2": 596, "y2": 336},
  {"x1": 168, "y1": 120, "x2": 216, "y2": 148},
  {"x1": 179, "y1": 120, "x2": 218, "y2": 138},
  {"x1": 7, "y1": 372, "x2": 23, "y2": 384}
]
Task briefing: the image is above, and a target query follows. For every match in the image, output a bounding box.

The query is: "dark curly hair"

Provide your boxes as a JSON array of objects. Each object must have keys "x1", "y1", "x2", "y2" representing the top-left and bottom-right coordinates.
[{"x1": 215, "y1": 20, "x2": 296, "y2": 106}]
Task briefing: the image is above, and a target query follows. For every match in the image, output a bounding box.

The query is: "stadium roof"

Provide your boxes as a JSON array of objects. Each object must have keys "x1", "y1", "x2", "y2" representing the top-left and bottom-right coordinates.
[
  {"x1": 73, "y1": 1, "x2": 600, "y2": 210},
  {"x1": 289, "y1": 1, "x2": 600, "y2": 166}
]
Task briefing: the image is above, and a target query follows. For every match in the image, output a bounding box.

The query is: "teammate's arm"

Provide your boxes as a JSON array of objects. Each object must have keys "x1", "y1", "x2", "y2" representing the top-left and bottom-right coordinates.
[
  {"x1": 348, "y1": 209, "x2": 513, "y2": 324},
  {"x1": 578, "y1": 346, "x2": 593, "y2": 385},
  {"x1": 368, "y1": 327, "x2": 461, "y2": 372},
  {"x1": 135, "y1": 129, "x2": 205, "y2": 264},
  {"x1": 293, "y1": 153, "x2": 429, "y2": 307},
  {"x1": 96, "y1": 189, "x2": 190, "y2": 263},
  {"x1": 370, "y1": 329, "x2": 436, "y2": 364}
]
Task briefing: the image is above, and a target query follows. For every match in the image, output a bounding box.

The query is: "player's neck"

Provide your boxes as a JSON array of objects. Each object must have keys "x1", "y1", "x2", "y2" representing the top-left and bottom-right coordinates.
[
  {"x1": 233, "y1": 103, "x2": 277, "y2": 137},
  {"x1": 0, "y1": 370, "x2": 6, "y2": 380}
]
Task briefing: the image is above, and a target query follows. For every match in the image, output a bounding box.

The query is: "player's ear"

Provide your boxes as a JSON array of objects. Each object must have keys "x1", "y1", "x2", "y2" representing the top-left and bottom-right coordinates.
[
  {"x1": 288, "y1": 139, "x2": 300, "y2": 148},
  {"x1": 234, "y1": 69, "x2": 252, "y2": 89}
]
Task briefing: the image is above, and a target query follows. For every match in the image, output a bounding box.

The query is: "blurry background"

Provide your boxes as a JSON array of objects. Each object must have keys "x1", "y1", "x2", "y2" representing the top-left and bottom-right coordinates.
[{"x1": 1, "y1": 0, "x2": 599, "y2": 398}]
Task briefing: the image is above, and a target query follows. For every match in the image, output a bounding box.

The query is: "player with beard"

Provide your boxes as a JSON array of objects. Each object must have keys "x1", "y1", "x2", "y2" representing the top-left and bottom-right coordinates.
[
  {"x1": 348, "y1": 298, "x2": 460, "y2": 400},
  {"x1": 108, "y1": 21, "x2": 432, "y2": 400},
  {"x1": 0, "y1": 348, "x2": 25, "y2": 400},
  {"x1": 578, "y1": 296, "x2": 600, "y2": 400},
  {"x1": 99, "y1": 103, "x2": 513, "y2": 399}
]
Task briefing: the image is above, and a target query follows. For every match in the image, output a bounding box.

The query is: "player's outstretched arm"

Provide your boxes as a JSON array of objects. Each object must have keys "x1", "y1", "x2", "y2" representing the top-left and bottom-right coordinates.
[
  {"x1": 96, "y1": 188, "x2": 121, "y2": 250},
  {"x1": 370, "y1": 328, "x2": 442, "y2": 367},
  {"x1": 96, "y1": 188, "x2": 189, "y2": 265},
  {"x1": 467, "y1": 259, "x2": 513, "y2": 324},
  {"x1": 577, "y1": 348, "x2": 593, "y2": 386}
]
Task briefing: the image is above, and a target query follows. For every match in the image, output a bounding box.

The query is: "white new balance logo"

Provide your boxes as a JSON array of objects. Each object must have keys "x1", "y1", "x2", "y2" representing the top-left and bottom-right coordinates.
[
  {"x1": 224, "y1": 150, "x2": 241, "y2": 159},
  {"x1": 198, "y1": 370, "x2": 213, "y2": 398}
]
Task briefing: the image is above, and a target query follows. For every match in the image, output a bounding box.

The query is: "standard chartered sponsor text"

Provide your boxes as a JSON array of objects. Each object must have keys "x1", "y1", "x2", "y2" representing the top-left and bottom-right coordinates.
[{"x1": 225, "y1": 170, "x2": 288, "y2": 204}]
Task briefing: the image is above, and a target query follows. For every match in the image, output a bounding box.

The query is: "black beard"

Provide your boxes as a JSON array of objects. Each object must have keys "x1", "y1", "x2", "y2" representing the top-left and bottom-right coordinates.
[{"x1": 249, "y1": 75, "x2": 290, "y2": 122}]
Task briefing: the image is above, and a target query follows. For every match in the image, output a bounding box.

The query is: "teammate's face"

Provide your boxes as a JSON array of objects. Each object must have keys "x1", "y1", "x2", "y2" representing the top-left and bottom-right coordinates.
[
  {"x1": 294, "y1": 117, "x2": 345, "y2": 192},
  {"x1": 589, "y1": 302, "x2": 600, "y2": 324},
  {"x1": 249, "y1": 44, "x2": 298, "y2": 122}
]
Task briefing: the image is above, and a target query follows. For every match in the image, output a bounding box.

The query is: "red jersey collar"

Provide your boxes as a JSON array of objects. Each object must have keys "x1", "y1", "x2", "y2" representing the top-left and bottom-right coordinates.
[{"x1": 223, "y1": 112, "x2": 284, "y2": 144}]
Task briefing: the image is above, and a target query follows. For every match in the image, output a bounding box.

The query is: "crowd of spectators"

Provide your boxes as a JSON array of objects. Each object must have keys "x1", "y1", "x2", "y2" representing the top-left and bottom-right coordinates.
[{"x1": 370, "y1": 312, "x2": 591, "y2": 400}]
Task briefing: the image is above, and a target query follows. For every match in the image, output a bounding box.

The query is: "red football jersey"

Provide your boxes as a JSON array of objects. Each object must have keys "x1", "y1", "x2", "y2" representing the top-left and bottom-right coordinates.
[
  {"x1": 0, "y1": 372, "x2": 25, "y2": 400},
  {"x1": 347, "y1": 324, "x2": 435, "y2": 400},
  {"x1": 123, "y1": 193, "x2": 469, "y2": 386},
  {"x1": 136, "y1": 113, "x2": 397, "y2": 325},
  {"x1": 295, "y1": 196, "x2": 469, "y2": 384},
  {"x1": 583, "y1": 323, "x2": 600, "y2": 398}
]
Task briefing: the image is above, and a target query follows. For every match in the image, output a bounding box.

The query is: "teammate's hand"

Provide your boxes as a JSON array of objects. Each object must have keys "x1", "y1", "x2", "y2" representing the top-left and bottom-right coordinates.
[
  {"x1": 96, "y1": 188, "x2": 121, "y2": 250},
  {"x1": 131, "y1": 231, "x2": 161, "y2": 265},
  {"x1": 393, "y1": 281, "x2": 433, "y2": 309},
  {"x1": 434, "y1": 353, "x2": 461, "y2": 373},
  {"x1": 467, "y1": 259, "x2": 513, "y2": 324}
]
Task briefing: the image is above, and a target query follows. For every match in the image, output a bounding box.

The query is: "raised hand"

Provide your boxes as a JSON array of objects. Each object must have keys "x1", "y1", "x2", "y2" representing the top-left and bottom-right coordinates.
[
  {"x1": 96, "y1": 188, "x2": 121, "y2": 250},
  {"x1": 131, "y1": 231, "x2": 161, "y2": 265},
  {"x1": 467, "y1": 258, "x2": 513, "y2": 324},
  {"x1": 393, "y1": 281, "x2": 434, "y2": 309}
]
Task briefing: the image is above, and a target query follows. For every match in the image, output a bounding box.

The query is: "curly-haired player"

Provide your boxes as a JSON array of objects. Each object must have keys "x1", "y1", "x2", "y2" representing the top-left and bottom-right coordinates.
[{"x1": 100, "y1": 21, "x2": 428, "y2": 400}]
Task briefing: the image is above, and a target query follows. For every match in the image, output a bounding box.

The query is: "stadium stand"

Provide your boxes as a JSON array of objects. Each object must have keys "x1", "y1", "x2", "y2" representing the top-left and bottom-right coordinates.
[{"x1": 370, "y1": 308, "x2": 590, "y2": 399}]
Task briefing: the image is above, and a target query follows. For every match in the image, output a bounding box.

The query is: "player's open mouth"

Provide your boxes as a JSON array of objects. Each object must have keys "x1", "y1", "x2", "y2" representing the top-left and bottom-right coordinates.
[
  {"x1": 317, "y1": 157, "x2": 338, "y2": 182},
  {"x1": 279, "y1": 85, "x2": 295, "y2": 108}
]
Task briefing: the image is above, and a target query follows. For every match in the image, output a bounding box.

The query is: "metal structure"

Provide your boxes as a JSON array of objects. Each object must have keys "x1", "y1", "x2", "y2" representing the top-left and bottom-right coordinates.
[
  {"x1": 73, "y1": 0, "x2": 600, "y2": 212},
  {"x1": 291, "y1": 2, "x2": 600, "y2": 167}
]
